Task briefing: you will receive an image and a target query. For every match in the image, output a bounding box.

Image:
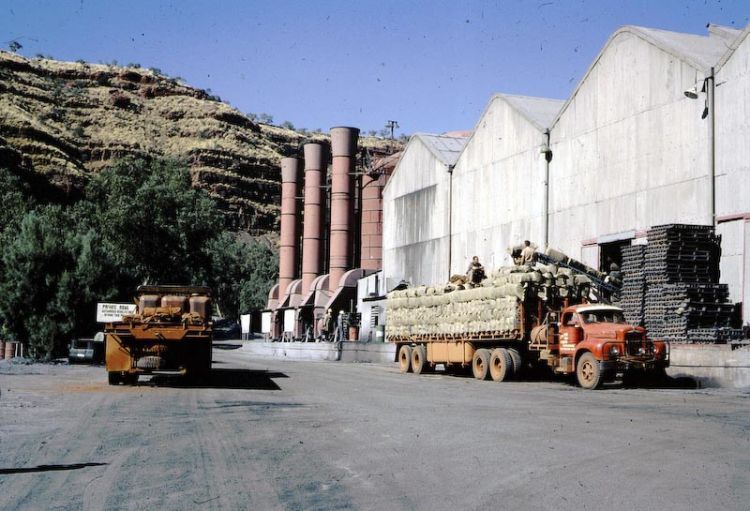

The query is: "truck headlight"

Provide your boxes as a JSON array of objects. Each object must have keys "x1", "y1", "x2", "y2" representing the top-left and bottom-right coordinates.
[{"x1": 608, "y1": 345, "x2": 620, "y2": 358}]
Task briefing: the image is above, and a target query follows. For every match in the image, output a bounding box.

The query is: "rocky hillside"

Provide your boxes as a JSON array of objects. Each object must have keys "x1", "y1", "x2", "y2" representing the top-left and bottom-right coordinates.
[{"x1": 0, "y1": 51, "x2": 400, "y2": 234}]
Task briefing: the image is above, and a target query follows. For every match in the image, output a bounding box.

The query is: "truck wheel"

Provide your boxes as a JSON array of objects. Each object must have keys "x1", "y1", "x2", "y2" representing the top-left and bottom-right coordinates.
[
  {"x1": 489, "y1": 348, "x2": 512, "y2": 382},
  {"x1": 108, "y1": 372, "x2": 122, "y2": 385},
  {"x1": 576, "y1": 353, "x2": 602, "y2": 390},
  {"x1": 472, "y1": 349, "x2": 491, "y2": 380},
  {"x1": 411, "y1": 345, "x2": 427, "y2": 375},
  {"x1": 507, "y1": 348, "x2": 523, "y2": 378},
  {"x1": 398, "y1": 345, "x2": 413, "y2": 373}
]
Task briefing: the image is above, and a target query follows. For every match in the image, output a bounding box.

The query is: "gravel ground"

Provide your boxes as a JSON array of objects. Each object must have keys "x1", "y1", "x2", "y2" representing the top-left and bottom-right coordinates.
[{"x1": 1, "y1": 346, "x2": 749, "y2": 511}]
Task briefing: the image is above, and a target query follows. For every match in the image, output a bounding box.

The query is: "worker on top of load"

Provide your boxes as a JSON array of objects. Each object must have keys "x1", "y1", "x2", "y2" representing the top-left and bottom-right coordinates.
[
  {"x1": 466, "y1": 256, "x2": 486, "y2": 287},
  {"x1": 607, "y1": 259, "x2": 622, "y2": 280},
  {"x1": 520, "y1": 240, "x2": 537, "y2": 265}
]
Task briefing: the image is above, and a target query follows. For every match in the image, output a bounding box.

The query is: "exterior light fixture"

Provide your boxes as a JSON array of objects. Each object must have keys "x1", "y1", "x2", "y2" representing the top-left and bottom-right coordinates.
[{"x1": 684, "y1": 86, "x2": 699, "y2": 99}]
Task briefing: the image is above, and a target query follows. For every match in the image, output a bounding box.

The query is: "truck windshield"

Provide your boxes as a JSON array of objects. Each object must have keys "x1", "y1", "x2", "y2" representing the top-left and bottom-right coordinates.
[{"x1": 580, "y1": 310, "x2": 626, "y2": 324}]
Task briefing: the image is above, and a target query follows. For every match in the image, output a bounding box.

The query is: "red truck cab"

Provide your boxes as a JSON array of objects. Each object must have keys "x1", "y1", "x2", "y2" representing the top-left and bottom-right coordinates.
[{"x1": 558, "y1": 304, "x2": 669, "y2": 389}]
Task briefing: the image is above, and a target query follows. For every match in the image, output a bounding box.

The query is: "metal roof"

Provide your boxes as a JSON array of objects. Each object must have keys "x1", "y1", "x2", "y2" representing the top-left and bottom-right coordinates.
[
  {"x1": 631, "y1": 25, "x2": 736, "y2": 70},
  {"x1": 497, "y1": 94, "x2": 565, "y2": 131},
  {"x1": 382, "y1": 133, "x2": 469, "y2": 196},
  {"x1": 716, "y1": 24, "x2": 750, "y2": 71},
  {"x1": 413, "y1": 133, "x2": 468, "y2": 166},
  {"x1": 708, "y1": 24, "x2": 743, "y2": 44}
]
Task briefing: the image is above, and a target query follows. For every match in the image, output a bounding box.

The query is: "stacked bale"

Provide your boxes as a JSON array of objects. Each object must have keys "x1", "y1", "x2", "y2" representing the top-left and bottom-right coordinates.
[{"x1": 386, "y1": 263, "x2": 593, "y2": 339}]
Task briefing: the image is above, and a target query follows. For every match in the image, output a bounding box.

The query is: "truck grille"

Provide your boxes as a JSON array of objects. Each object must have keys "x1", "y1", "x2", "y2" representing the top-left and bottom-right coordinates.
[{"x1": 626, "y1": 332, "x2": 644, "y2": 356}]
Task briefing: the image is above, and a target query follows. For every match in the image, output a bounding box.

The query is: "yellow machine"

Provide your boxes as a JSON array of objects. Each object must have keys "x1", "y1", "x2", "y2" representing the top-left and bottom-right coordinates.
[{"x1": 105, "y1": 285, "x2": 212, "y2": 385}]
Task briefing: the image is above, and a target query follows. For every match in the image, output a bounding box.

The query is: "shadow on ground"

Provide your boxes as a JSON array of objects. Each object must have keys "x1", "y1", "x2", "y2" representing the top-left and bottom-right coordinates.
[
  {"x1": 621, "y1": 374, "x2": 700, "y2": 389},
  {"x1": 0, "y1": 462, "x2": 107, "y2": 475},
  {"x1": 145, "y1": 368, "x2": 288, "y2": 390},
  {"x1": 213, "y1": 342, "x2": 242, "y2": 351},
  {"x1": 430, "y1": 365, "x2": 700, "y2": 389}
]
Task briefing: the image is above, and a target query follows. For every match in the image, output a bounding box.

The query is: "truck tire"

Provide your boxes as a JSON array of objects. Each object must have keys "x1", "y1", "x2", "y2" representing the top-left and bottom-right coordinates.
[
  {"x1": 576, "y1": 352, "x2": 602, "y2": 390},
  {"x1": 411, "y1": 345, "x2": 427, "y2": 375},
  {"x1": 489, "y1": 348, "x2": 513, "y2": 382},
  {"x1": 399, "y1": 345, "x2": 413, "y2": 373},
  {"x1": 472, "y1": 348, "x2": 491, "y2": 380},
  {"x1": 108, "y1": 372, "x2": 122, "y2": 385},
  {"x1": 507, "y1": 348, "x2": 523, "y2": 378}
]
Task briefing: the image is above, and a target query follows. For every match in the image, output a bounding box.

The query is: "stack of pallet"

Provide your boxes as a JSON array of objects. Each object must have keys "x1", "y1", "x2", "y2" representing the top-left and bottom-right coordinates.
[
  {"x1": 619, "y1": 245, "x2": 646, "y2": 325},
  {"x1": 644, "y1": 224, "x2": 721, "y2": 284},
  {"x1": 640, "y1": 224, "x2": 740, "y2": 342}
]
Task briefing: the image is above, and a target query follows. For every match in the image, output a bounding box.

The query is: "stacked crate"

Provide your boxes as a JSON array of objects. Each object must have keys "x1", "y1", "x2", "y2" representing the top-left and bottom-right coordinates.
[
  {"x1": 641, "y1": 224, "x2": 738, "y2": 342},
  {"x1": 619, "y1": 245, "x2": 646, "y2": 325}
]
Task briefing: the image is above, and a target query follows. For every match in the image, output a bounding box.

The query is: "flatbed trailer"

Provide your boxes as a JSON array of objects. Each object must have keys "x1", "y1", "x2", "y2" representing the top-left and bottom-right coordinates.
[{"x1": 389, "y1": 300, "x2": 669, "y2": 389}]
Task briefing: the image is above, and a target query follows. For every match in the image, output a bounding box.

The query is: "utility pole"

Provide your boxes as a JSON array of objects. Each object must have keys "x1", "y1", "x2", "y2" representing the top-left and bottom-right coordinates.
[{"x1": 385, "y1": 120, "x2": 399, "y2": 140}]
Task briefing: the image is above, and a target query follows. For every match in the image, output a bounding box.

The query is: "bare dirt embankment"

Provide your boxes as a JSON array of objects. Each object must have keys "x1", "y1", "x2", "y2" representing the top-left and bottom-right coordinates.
[{"x1": 0, "y1": 51, "x2": 401, "y2": 233}]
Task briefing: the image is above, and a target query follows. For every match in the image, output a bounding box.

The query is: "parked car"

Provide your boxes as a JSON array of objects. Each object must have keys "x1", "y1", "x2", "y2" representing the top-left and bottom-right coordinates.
[
  {"x1": 68, "y1": 332, "x2": 105, "y2": 364},
  {"x1": 212, "y1": 317, "x2": 240, "y2": 340}
]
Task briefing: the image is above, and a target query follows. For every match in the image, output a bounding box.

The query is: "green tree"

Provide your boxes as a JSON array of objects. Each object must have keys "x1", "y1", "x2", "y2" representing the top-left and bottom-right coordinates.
[
  {"x1": 238, "y1": 241, "x2": 278, "y2": 313},
  {"x1": 0, "y1": 206, "x2": 103, "y2": 358},
  {"x1": 205, "y1": 233, "x2": 277, "y2": 318},
  {"x1": 0, "y1": 168, "x2": 35, "y2": 247},
  {"x1": 84, "y1": 158, "x2": 221, "y2": 287},
  {"x1": 0, "y1": 159, "x2": 280, "y2": 356}
]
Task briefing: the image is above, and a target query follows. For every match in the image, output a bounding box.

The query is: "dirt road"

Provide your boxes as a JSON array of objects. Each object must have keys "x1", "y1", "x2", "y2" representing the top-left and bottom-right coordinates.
[{"x1": 1, "y1": 345, "x2": 749, "y2": 510}]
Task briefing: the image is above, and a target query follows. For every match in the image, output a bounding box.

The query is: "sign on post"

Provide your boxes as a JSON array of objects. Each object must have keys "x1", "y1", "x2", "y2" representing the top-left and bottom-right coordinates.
[
  {"x1": 240, "y1": 314, "x2": 251, "y2": 340},
  {"x1": 96, "y1": 303, "x2": 137, "y2": 323},
  {"x1": 283, "y1": 309, "x2": 295, "y2": 333}
]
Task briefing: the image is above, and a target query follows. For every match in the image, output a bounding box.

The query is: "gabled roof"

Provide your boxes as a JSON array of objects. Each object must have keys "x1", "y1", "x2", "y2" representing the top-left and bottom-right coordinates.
[
  {"x1": 498, "y1": 94, "x2": 565, "y2": 131},
  {"x1": 551, "y1": 24, "x2": 745, "y2": 128},
  {"x1": 382, "y1": 133, "x2": 468, "y2": 195},
  {"x1": 708, "y1": 24, "x2": 743, "y2": 44},
  {"x1": 633, "y1": 25, "x2": 735, "y2": 70},
  {"x1": 716, "y1": 23, "x2": 750, "y2": 71},
  {"x1": 412, "y1": 133, "x2": 468, "y2": 166}
]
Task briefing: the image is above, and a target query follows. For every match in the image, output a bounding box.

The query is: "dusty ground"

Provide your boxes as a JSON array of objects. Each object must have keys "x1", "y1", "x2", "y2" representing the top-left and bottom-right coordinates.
[{"x1": 1, "y1": 345, "x2": 749, "y2": 511}]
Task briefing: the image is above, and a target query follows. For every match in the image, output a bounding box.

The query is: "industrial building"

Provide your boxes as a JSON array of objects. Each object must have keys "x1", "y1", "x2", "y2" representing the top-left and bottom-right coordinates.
[
  {"x1": 383, "y1": 23, "x2": 750, "y2": 323},
  {"x1": 263, "y1": 128, "x2": 400, "y2": 341},
  {"x1": 382, "y1": 133, "x2": 468, "y2": 287}
]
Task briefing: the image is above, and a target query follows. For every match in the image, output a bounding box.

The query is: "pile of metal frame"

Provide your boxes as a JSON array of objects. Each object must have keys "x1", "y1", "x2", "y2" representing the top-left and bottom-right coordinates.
[
  {"x1": 626, "y1": 224, "x2": 742, "y2": 343},
  {"x1": 620, "y1": 245, "x2": 646, "y2": 326}
]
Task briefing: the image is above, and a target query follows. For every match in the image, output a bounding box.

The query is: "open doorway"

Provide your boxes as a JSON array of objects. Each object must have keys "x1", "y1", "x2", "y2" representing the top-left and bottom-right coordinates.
[{"x1": 599, "y1": 239, "x2": 631, "y2": 273}]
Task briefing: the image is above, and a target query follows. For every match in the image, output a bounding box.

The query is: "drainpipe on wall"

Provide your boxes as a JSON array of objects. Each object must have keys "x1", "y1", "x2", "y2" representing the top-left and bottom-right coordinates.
[
  {"x1": 447, "y1": 164, "x2": 454, "y2": 281},
  {"x1": 707, "y1": 67, "x2": 716, "y2": 227},
  {"x1": 542, "y1": 130, "x2": 553, "y2": 249}
]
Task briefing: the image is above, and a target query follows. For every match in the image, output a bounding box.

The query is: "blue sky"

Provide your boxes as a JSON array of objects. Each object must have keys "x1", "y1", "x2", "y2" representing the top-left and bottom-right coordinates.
[{"x1": 2, "y1": 1, "x2": 747, "y2": 135}]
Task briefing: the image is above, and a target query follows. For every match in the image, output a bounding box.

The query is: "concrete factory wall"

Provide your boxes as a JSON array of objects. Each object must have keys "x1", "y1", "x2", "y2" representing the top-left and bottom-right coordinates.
[
  {"x1": 382, "y1": 24, "x2": 750, "y2": 314},
  {"x1": 450, "y1": 95, "x2": 558, "y2": 272},
  {"x1": 716, "y1": 28, "x2": 750, "y2": 319},
  {"x1": 383, "y1": 136, "x2": 452, "y2": 287},
  {"x1": 549, "y1": 29, "x2": 712, "y2": 259}
]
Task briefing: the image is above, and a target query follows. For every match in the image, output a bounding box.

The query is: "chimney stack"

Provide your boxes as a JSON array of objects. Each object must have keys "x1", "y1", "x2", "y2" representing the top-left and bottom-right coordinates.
[
  {"x1": 360, "y1": 172, "x2": 383, "y2": 270},
  {"x1": 328, "y1": 127, "x2": 359, "y2": 292},
  {"x1": 301, "y1": 143, "x2": 328, "y2": 296},
  {"x1": 278, "y1": 157, "x2": 301, "y2": 298}
]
